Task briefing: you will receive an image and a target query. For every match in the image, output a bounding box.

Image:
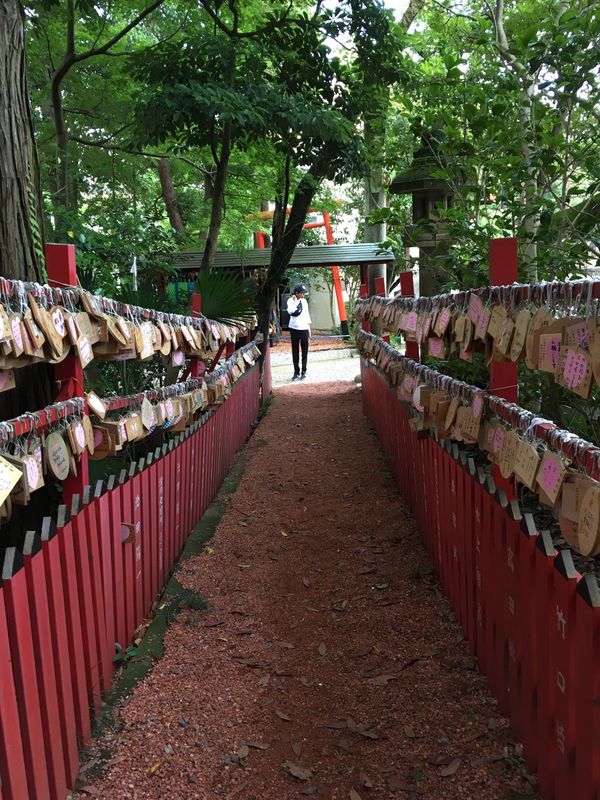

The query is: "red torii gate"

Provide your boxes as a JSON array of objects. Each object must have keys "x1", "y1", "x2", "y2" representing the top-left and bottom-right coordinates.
[{"x1": 253, "y1": 207, "x2": 349, "y2": 335}]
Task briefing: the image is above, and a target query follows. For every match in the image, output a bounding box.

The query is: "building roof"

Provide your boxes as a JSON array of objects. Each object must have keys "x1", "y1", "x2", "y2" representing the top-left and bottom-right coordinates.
[{"x1": 170, "y1": 243, "x2": 395, "y2": 272}]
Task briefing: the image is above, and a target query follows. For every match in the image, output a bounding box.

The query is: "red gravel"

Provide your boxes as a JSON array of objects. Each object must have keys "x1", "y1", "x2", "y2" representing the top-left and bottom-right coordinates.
[{"x1": 74, "y1": 382, "x2": 537, "y2": 800}]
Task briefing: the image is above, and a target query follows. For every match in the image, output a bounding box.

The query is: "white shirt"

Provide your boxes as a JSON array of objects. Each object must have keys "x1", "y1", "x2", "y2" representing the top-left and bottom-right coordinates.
[{"x1": 287, "y1": 296, "x2": 311, "y2": 330}]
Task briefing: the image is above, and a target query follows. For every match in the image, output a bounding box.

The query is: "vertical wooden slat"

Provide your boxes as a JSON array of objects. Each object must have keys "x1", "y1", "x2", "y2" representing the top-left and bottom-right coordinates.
[
  {"x1": 39, "y1": 517, "x2": 81, "y2": 787},
  {"x1": 70, "y1": 494, "x2": 102, "y2": 715},
  {"x1": 22, "y1": 532, "x2": 68, "y2": 800},
  {"x1": 0, "y1": 587, "x2": 29, "y2": 800},
  {"x1": 1, "y1": 548, "x2": 52, "y2": 799},
  {"x1": 119, "y1": 468, "x2": 136, "y2": 643},
  {"x1": 106, "y1": 474, "x2": 126, "y2": 650},
  {"x1": 56, "y1": 508, "x2": 92, "y2": 745},
  {"x1": 92, "y1": 480, "x2": 115, "y2": 688}
]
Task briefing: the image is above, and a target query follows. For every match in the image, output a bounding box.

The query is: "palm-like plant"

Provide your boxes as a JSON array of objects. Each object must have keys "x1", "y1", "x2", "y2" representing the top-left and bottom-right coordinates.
[{"x1": 196, "y1": 270, "x2": 257, "y2": 324}]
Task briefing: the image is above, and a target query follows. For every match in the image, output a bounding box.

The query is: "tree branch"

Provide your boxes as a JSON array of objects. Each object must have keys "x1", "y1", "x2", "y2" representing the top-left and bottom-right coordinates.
[
  {"x1": 71, "y1": 136, "x2": 211, "y2": 175},
  {"x1": 425, "y1": 0, "x2": 477, "y2": 24},
  {"x1": 198, "y1": 0, "x2": 233, "y2": 37},
  {"x1": 67, "y1": 0, "x2": 75, "y2": 57},
  {"x1": 71, "y1": 0, "x2": 166, "y2": 64}
]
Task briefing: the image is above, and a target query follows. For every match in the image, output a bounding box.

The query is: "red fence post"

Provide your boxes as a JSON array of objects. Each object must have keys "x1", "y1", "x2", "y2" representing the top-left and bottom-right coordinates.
[
  {"x1": 1, "y1": 549, "x2": 52, "y2": 799},
  {"x1": 400, "y1": 270, "x2": 419, "y2": 360},
  {"x1": 22, "y1": 532, "x2": 69, "y2": 800},
  {"x1": 575, "y1": 575, "x2": 600, "y2": 799},
  {"x1": 0, "y1": 587, "x2": 29, "y2": 800},
  {"x1": 45, "y1": 243, "x2": 89, "y2": 506}
]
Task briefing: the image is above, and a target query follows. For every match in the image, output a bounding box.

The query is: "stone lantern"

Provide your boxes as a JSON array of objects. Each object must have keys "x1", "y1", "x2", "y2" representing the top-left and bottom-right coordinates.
[{"x1": 389, "y1": 132, "x2": 456, "y2": 297}]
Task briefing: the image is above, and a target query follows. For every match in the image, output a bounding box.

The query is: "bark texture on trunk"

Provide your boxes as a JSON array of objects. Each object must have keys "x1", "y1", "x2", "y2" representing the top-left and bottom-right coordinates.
[
  {"x1": 157, "y1": 157, "x2": 184, "y2": 232},
  {"x1": 0, "y1": 0, "x2": 44, "y2": 281}
]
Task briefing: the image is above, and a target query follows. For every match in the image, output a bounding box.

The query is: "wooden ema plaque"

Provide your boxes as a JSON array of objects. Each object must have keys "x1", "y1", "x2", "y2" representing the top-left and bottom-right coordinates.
[
  {"x1": 578, "y1": 485, "x2": 600, "y2": 556},
  {"x1": 537, "y1": 451, "x2": 568, "y2": 505},
  {"x1": 45, "y1": 432, "x2": 71, "y2": 482}
]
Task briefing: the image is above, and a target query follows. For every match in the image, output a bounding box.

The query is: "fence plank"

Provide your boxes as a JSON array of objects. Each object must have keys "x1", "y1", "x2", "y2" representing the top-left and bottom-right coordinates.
[
  {"x1": 93, "y1": 480, "x2": 115, "y2": 688},
  {"x1": 55, "y1": 510, "x2": 92, "y2": 745},
  {"x1": 39, "y1": 517, "x2": 81, "y2": 785},
  {"x1": 1, "y1": 548, "x2": 52, "y2": 799},
  {"x1": 0, "y1": 588, "x2": 29, "y2": 800},
  {"x1": 71, "y1": 494, "x2": 102, "y2": 715},
  {"x1": 22, "y1": 532, "x2": 69, "y2": 800}
]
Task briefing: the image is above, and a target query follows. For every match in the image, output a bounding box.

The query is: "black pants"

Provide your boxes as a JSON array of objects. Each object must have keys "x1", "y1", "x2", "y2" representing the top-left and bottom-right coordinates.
[{"x1": 290, "y1": 329, "x2": 309, "y2": 374}]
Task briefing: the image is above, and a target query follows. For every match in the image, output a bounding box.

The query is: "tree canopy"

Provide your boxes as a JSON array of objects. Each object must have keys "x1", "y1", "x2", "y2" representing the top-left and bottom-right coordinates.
[{"x1": 0, "y1": 0, "x2": 595, "y2": 296}]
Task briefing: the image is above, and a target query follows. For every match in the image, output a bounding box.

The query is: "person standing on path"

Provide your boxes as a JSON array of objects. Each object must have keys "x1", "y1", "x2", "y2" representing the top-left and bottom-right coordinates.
[{"x1": 287, "y1": 283, "x2": 311, "y2": 381}]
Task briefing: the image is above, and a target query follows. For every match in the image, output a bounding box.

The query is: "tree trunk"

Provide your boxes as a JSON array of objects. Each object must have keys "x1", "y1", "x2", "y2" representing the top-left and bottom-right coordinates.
[
  {"x1": 255, "y1": 165, "x2": 320, "y2": 364},
  {"x1": 0, "y1": 1, "x2": 57, "y2": 546},
  {"x1": 0, "y1": 0, "x2": 44, "y2": 281},
  {"x1": 157, "y1": 157, "x2": 184, "y2": 233},
  {"x1": 363, "y1": 105, "x2": 388, "y2": 340},
  {"x1": 200, "y1": 120, "x2": 233, "y2": 272},
  {"x1": 364, "y1": 165, "x2": 387, "y2": 297}
]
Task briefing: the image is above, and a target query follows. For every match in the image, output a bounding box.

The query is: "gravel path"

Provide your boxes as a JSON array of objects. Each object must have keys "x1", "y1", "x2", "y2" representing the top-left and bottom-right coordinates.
[
  {"x1": 74, "y1": 382, "x2": 536, "y2": 800},
  {"x1": 272, "y1": 353, "x2": 360, "y2": 387}
]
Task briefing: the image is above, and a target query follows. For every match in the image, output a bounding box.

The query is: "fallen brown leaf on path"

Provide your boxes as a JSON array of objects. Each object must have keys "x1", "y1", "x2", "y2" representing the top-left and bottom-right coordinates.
[
  {"x1": 387, "y1": 775, "x2": 415, "y2": 791},
  {"x1": 284, "y1": 761, "x2": 313, "y2": 781},
  {"x1": 147, "y1": 762, "x2": 162, "y2": 776},
  {"x1": 292, "y1": 741, "x2": 302, "y2": 756},
  {"x1": 318, "y1": 641, "x2": 327, "y2": 656},
  {"x1": 428, "y1": 753, "x2": 456, "y2": 766},
  {"x1": 78, "y1": 759, "x2": 100, "y2": 775},
  {"x1": 336, "y1": 737, "x2": 354, "y2": 752},
  {"x1": 371, "y1": 673, "x2": 399, "y2": 685},
  {"x1": 357, "y1": 728, "x2": 379, "y2": 740},
  {"x1": 440, "y1": 758, "x2": 462, "y2": 776},
  {"x1": 352, "y1": 645, "x2": 373, "y2": 658},
  {"x1": 403, "y1": 726, "x2": 416, "y2": 738},
  {"x1": 349, "y1": 790, "x2": 363, "y2": 800},
  {"x1": 359, "y1": 771, "x2": 374, "y2": 788},
  {"x1": 246, "y1": 741, "x2": 270, "y2": 750},
  {"x1": 276, "y1": 710, "x2": 291, "y2": 721},
  {"x1": 226, "y1": 779, "x2": 250, "y2": 798}
]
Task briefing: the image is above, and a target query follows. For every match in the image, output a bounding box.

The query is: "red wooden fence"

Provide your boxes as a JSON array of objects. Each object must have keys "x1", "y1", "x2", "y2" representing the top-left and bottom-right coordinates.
[
  {"x1": 0, "y1": 364, "x2": 261, "y2": 800},
  {"x1": 361, "y1": 358, "x2": 600, "y2": 800}
]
